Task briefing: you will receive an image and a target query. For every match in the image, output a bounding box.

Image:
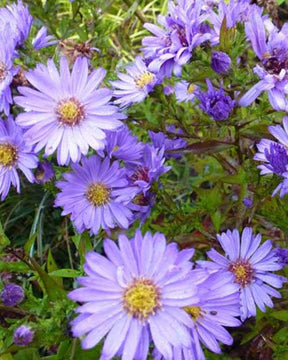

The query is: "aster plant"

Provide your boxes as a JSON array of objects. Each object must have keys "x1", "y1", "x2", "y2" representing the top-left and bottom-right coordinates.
[
  {"x1": 111, "y1": 56, "x2": 158, "y2": 107},
  {"x1": 68, "y1": 230, "x2": 197, "y2": 360},
  {"x1": 55, "y1": 155, "x2": 133, "y2": 235},
  {"x1": 15, "y1": 57, "x2": 125, "y2": 165},
  {"x1": 254, "y1": 116, "x2": 288, "y2": 197},
  {"x1": 198, "y1": 227, "x2": 285, "y2": 320},
  {"x1": 0, "y1": 117, "x2": 37, "y2": 200},
  {"x1": 239, "y1": 6, "x2": 288, "y2": 110},
  {"x1": 154, "y1": 271, "x2": 241, "y2": 360},
  {"x1": 0, "y1": 0, "x2": 288, "y2": 359},
  {"x1": 142, "y1": 0, "x2": 211, "y2": 77}
]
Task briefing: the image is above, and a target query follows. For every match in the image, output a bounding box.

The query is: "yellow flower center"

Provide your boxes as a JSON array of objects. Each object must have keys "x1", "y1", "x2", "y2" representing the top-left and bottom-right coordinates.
[
  {"x1": 123, "y1": 278, "x2": 161, "y2": 320},
  {"x1": 228, "y1": 259, "x2": 253, "y2": 287},
  {"x1": 56, "y1": 97, "x2": 85, "y2": 126},
  {"x1": 187, "y1": 83, "x2": 196, "y2": 94},
  {"x1": 135, "y1": 72, "x2": 155, "y2": 88},
  {"x1": 86, "y1": 182, "x2": 110, "y2": 207},
  {"x1": 183, "y1": 306, "x2": 202, "y2": 321},
  {"x1": 0, "y1": 143, "x2": 18, "y2": 167},
  {"x1": 112, "y1": 145, "x2": 119, "y2": 152}
]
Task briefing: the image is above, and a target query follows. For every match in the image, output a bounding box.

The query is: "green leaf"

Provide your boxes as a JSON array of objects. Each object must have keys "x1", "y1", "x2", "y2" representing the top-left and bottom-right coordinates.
[
  {"x1": 0, "y1": 221, "x2": 9, "y2": 248},
  {"x1": 0, "y1": 261, "x2": 30, "y2": 273},
  {"x1": 270, "y1": 310, "x2": 288, "y2": 321},
  {"x1": 29, "y1": 257, "x2": 66, "y2": 301},
  {"x1": 14, "y1": 349, "x2": 41, "y2": 360},
  {"x1": 24, "y1": 233, "x2": 37, "y2": 254},
  {"x1": 220, "y1": 168, "x2": 246, "y2": 184},
  {"x1": 211, "y1": 210, "x2": 222, "y2": 232},
  {"x1": 219, "y1": 16, "x2": 236, "y2": 52},
  {"x1": 0, "y1": 354, "x2": 14, "y2": 360},
  {"x1": 273, "y1": 327, "x2": 288, "y2": 344},
  {"x1": 240, "y1": 124, "x2": 271, "y2": 140},
  {"x1": 186, "y1": 140, "x2": 234, "y2": 155},
  {"x1": 49, "y1": 269, "x2": 80, "y2": 278},
  {"x1": 47, "y1": 250, "x2": 63, "y2": 287},
  {"x1": 71, "y1": 232, "x2": 93, "y2": 264}
]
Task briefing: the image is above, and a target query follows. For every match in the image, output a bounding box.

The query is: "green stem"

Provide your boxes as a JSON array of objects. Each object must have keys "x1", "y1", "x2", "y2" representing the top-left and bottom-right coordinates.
[
  {"x1": 122, "y1": 0, "x2": 146, "y2": 24},
  {"x1": 70, "y1": 338, "x2": 78, "y2": 360},
  {"x1": 65, "y1": 218, "x2": 74, "y2": 270}
]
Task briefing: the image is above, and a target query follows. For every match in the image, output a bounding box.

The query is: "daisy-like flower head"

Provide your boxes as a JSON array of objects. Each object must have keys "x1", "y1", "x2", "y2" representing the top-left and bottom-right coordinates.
[
  {"x1": 127, "y1": 144, "x2": 171, "y2": 196},
  {"x1": 254, "y1": 116, "x2": 288, "y2": 197},
  {"x1": 111, "y1": 57, "x2": 158, "y2": 107},
  {"x1": 15, "y1": 57, "x2": 125, "y2": 165},
  {"x1": 154, "y1": 270, "x2": 241, "y2": 360},
  {"x1": 100, "y1": 125, "x2": 144, "y2": 163},
  {"x1": 0, "y1": 117, "x2": 38, "y2": 200},
  {"x1": 0, "y1": 0, "x2": 32, "y2": 47},
  {"x1": 198, "y1": 227, "x2": 285, "y2": 321},
  {"x1": 55, "y1": 155, "x2": 133, "y2": 235},
  {"x1": 239, "y1": 7, "x2": 288, "y2": 111},
  {"x1": 0, "y1": 32, "x2": 19, "y2": 115},
  {"x1": 68, "y1": 229, "x2": 197, "y2": 360},
  {"x1": 142, "y1": 0, "x2": 211, "y2": 77},
  {"x1": 175, "y1": 81, "x2": 198, "y2": 103}
]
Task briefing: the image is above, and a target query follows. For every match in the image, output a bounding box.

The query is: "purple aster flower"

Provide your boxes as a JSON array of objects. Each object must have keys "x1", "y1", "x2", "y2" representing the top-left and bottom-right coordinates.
[
  {"x1": 15, "y1": 57, "x2": 125, "y2": 165},
  {"x1": 239, "y1": 7, "x2": 288, "y2": 111},
  {"x1": 0, "y1": 32, "x2": 19, "y2": 115},
  {"x1": 35, "y1": 160, "x2": 54, "y2": 184},
  {"x1": 32, "y1": 26, "x2": 57, "y2": 50},
  {"x1": 127, "y1": 144, "x2": 171, "y2": 196},
  {"x1": 99, "y1": 125, "x2": 144, "y2": 163},
  {"x1": 128, "y1": 191, "x2": 155, "y2": 224},
  {"x1": 197, "y1": 79, "x2": 235, "y2": 121},
  {"x1": 142, "y1": 0, "x2": 211, "y2": 77},
  {"x1": 68, "y1": 229, "x2": 197, "y2": 359},
  {"x1": 208, "y1": 0, "x2": 253, "y2": 45},
  {"x1": 243, "y1": 197, "x2": 253, "y2": 208},
  {"x1": 0, "y1": 0, "x2": 32, "y2": 47},
  {"x1": 111, "y1": 57, "x2": 158, "y2": 107},
  {"x1": 153, "y1": 271, "x2": 241, "y2": 360},
  {"x1": 13, "y1": 325, "x2": 34, "y2": 346},
  {"x1": 149, "y1": 126, "x2": 187, "y2": 159},
  {"x1": 211, "y1": 51, "x2": 231, "y2": 74},
  {"x1": 1, "y1": 284, "x2": 24, "y2": 306},
  {"x1": 254, "y1": 116, "x2": 288, "y2": 197},
  {"x1": 275, "y1": 247, "x2": 288, "y2": 267},
  {"x1": 198, "y1": 227, "x2": 285, "y2": 321},
  {"x1": 175, "y1": 81, "x2": 198, "y2": 103},
  {"x1": 55, "y1": 155, "x2": 133, "y2": 235},
  {"x1": 0, "y1": 117, "x2": 38, "y2": 200}
]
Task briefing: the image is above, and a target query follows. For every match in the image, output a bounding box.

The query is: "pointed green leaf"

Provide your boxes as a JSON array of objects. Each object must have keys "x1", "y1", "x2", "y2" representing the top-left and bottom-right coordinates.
[
  {"x1": 29, "y1": 258, "x2": 66, "y2": 301},
  {"x1": 49, "y1": 269, "x2": 80, "y2": 278},
  {"x1": 47, "y1": 250, "x2": 63, "y2": 288},
  {"x1": 0, "y1": 221, "x2": 9, "y2": 248},
  {"x1": 186, "y1": 140, "x2": 234, "y2": 155}
]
